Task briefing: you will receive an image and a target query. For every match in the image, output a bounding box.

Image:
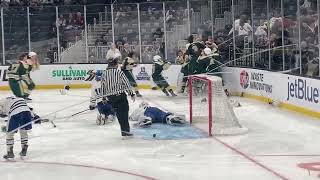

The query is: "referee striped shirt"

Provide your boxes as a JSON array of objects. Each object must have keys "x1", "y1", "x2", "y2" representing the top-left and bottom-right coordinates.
[{"x1": 101, "y1": 68, "x2": 134, "y2": 96}]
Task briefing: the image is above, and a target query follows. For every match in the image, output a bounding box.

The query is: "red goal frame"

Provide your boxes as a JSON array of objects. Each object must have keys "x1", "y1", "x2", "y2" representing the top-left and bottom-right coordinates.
[{"x1": 188, "y1": 75, "x2": 213, "y2": 136}]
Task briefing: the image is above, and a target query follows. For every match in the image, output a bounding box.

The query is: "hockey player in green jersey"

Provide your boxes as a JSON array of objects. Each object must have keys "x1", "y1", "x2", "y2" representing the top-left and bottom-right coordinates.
[
  {"x1": 152, "y1": 55, "x2": 177, "y2": 97},
  {"x1": 7, "y1": 52, "x2": 40, "y2": 100},
  {"x1": 197, "y1": 48, "x2": 222, "y2": 75},
  {"x1": 186, "y1": 39, "x2": 206, "y2": 75},
  {"x1": 121, "y1": 52, "x2": 142, "y2": 97}
]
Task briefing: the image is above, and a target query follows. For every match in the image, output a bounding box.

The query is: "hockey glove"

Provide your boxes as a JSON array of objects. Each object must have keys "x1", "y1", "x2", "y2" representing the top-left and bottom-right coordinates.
[
  {"x1": 89, "y1": 105, "x2": 96, "y2": 110},
  {"x1": 130, "y1": 94, "x2": 135, "y2": 102}
]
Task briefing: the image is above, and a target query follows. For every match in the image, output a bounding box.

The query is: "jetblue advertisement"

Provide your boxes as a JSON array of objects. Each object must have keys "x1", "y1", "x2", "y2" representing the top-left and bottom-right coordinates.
[{"x1": 223, "y1": 67, "x2": 320, "y2": 114}]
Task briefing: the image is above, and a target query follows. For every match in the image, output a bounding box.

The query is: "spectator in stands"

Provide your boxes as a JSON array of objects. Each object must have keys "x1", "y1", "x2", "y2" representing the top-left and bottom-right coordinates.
[
  {"x1": 166, "y1": 7, "x2": 175, "y2": 28},
  {"x1": 152, "y1": 28, "x2": 163, "y2": 41},
  {"x1": 121, "y1": 43, "x2": 131, "y2": 59},
  {"x1": 68, "y1": 13, "x2": 74, "y2": 25},
  {"x1": 270, "y1": 10, "x2": 282, "y2": 31},
  {"x1": 30, "y1": 0, "x2": 41, "y2": 6},
  {"x1": 186, "y1": 35, "x2": 195, "y2": 49},
  {"x1": 205, "y1": 37, "x2": 218, "y2": 53},
  {"x1": 255, "y1": 22, "x2": 268, "y2": 47},
  {"x1": 95, "y1": 35, "x2": 108, "y2": 46},
  {"x1": 9, "y1": 0, "x2": 21, "y2": 6},
  {"x1": 106, "y1": 43, "x2": 121, "y2": 60},
  {"x1": 42, "y1": 0, "x2": 54, "y2": 5},
  {"x1": 64, "y1": 0, "x2": 72, "y2": 5},
  {"x1": 72, "y1": 12, "x2": 84, "y2": 27},
  {"x1": 56, "y1": 14, "x2": 66, "y2": 28},
  {"x1": 115, "y1": 7, "x2": 126, "y2": 23},
  {"x1": 301, "y1": 0, "x2": 311, "y2": 9},
  {"x1": 229, "y1": 15, "x2": 252, "y2": 36}
]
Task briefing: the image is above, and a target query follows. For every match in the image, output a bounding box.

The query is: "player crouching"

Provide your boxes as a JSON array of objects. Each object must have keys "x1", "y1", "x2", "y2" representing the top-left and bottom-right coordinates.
[
  {"x1": 0, "y1": 97, "x2": 39, "y2": 159},
  {"x1": 129, "y1": 102, "x2": 187, "y2": 127},
  {"x1": 89, "y1": 71, "x2": 116, "y2": 125},
  {"x1": 152, "y1": 55, "x2": 177, "y2": 97}
]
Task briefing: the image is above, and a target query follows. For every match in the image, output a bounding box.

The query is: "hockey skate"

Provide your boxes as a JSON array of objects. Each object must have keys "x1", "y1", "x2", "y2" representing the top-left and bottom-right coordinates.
[
  {"x1": 24, "y1": 97, "x2": 32, "y2": 102},
  {"x1": 107, "y1": 115, "x2": 116, "y2": 122},
  {"x1": 3, "y1": 147, "x2": 14, "y2": 160},
  {"x1": 1, "y1": 125, "x2": 6, "y2": 133},
  {"x1": 162, "y1": 89, "x2": 170, "y2": 96},
  {"x1": 168, "y1": 89, "x2": 177, "y2": 97},
  {"x1": 135, "y1": 91, "x2": 142, "y2": 97},
  {"x1": 121, "y1": 132, "x2": 134, "y2": 140},
  {"x1": 19, "y1": 145, "x2": 28, "y2": 158},
  {"x1": 96, "y1": 114, "x2": 106, "y2": 125}
]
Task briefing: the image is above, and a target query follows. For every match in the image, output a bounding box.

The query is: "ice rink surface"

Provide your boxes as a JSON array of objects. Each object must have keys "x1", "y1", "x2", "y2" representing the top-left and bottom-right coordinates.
[{"x1": 0, "y1": 89, "x2": 320, "y2": 180}]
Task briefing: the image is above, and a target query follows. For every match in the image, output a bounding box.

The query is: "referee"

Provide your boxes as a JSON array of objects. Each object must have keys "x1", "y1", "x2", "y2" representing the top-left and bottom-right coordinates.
[{"x1": 101, "y1": 57, "x2": 135, "y2": 138}]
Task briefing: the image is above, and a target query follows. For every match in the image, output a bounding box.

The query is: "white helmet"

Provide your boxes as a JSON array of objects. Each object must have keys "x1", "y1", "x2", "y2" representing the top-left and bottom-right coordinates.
[
  {"x1": 153, "y1": 55, "x2": 162, "y2": 63},
  {"x1": 28, "y1": 52, "x2": 37, "y2": 57},
  {"x1": 203, "y1": 48, "x2": 212, "y2": 55}
]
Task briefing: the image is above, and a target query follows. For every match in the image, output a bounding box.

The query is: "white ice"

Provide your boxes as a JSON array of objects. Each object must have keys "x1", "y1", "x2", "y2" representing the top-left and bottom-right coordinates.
[{"x1": 0, "y1": 89, "x2": 320, "y2": 180}]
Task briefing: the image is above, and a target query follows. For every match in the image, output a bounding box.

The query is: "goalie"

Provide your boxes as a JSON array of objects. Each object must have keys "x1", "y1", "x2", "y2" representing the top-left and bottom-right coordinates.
[
  {"x1": 89, "y1": 70, "x2": 116, "y2": 125},
  {"x1": 129, "y1": 102, "x2": 187, "y2": 127}
]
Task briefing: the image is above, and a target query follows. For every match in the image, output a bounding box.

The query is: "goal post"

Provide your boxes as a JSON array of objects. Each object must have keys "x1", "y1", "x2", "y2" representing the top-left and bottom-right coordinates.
[
  {"x1": 188, "y1": 75, "x2": 248, "y2": 136},
  {"x1": 189, "y1": 75, "x2": 213, "y2": 136}
]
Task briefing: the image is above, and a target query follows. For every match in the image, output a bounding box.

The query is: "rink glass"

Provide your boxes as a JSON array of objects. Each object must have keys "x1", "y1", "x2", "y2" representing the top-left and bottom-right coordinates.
[{"x1": 0, "y1": 0, "x2": 318, "y2": 78}]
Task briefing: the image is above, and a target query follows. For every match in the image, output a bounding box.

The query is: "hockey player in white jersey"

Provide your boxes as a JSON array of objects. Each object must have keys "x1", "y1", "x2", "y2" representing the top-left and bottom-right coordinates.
[
  {"x1": 89, "y1": 70, "x2": 116, "y2": 125},
  {"x1": 0, "y1": 97, "x2": 37, "y2": 159},
  {"x1": 129, "y1": 102, "x2": 187, "y2": 127}
]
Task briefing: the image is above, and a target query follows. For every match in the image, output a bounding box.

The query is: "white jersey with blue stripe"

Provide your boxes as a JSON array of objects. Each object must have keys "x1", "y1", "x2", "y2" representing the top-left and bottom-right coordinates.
[
  {"x1": 0, "y1": 97, "x2": 30, "y2": 118},
  {"x1": 90, "y1": 80, "x2": 103, "y2": 106}
]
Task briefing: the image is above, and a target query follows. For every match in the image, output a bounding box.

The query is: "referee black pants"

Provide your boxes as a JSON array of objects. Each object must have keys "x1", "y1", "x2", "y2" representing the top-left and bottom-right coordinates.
[{"x1": 107, "y1": 93, "x2": 130, "y2": 136}]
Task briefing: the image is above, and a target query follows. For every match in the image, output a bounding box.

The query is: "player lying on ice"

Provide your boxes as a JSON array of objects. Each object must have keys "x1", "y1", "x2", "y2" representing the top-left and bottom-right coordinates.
[
  {"x1": 129, "y1": 102, "x2": 187, "y2": 127},
  {"x1": 89, "y1": 70, "x2": 116, "y2": 125},
  {"x1": 0, "y1": 97, "x2": 41, "y2": 159}
]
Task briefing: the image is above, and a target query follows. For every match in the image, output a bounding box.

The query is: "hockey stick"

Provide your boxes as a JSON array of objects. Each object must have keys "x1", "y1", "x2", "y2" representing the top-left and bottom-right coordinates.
[
  {"x1": 70, "y1": 109, "x2": 90, "y2": 117},
  {"x1": 0, "y1": 99, "x2": 89, "y2": 140}
]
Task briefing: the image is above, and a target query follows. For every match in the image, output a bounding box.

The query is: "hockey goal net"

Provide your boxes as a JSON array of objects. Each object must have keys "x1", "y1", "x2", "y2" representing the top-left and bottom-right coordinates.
[{"x1": 189, "y1": 75, "x2": 248, "y2": 136}]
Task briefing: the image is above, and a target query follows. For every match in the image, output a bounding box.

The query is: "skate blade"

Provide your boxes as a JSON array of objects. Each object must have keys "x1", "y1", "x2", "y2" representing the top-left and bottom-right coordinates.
[
  {"x1": 20, "y1": 156, "x2": 27, "y2": 160},
  {"x1": 3, "y1": 157, "x2": 15, "y2": 161},
  {"x1": 121, "y1": 136, "x2": 134, "y2": 140}
]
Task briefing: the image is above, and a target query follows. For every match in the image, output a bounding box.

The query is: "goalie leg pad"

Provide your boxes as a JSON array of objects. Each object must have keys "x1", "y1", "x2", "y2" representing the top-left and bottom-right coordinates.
[
  {"x1": 137, "y1": 116, "x2": 152, "y2": 128},
  {"x1": 166, "y1": 115, "x2": 187, "y2": 126}
]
